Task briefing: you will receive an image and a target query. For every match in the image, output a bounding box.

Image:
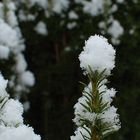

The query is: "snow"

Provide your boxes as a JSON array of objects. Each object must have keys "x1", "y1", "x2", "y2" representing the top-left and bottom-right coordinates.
[
  {"x1": 68, "y1": 11, "x2": 78, "y2": 19},
  {"x1": 71, "y1": 126, "x2": 91, "y2": 140},
  {"x1": 0, "y1": 45, "x2": 10, "y2": 59},
  {"x1": 110, "y1": 4, "x2": 118, "y2": 13},
  {"x1": 34, "y1": 21, "x2": 48, "y2": 35},
  {"x1": 0, "y1": 74, "x2": 41, "y2": 140},
  {"x1": 0, "y1": 19, "x2": 18, "y2": 48},
  {"x1": 0, "y1": 125, "x2": 41, "y2": 140},
  {"x1": 0, "y1": 75, "x2": 8, "y2": 100},
  {"x1": 75, "y1": 0, "x2": 111, "y2": 16},
  {"x1": 108, "y1": 20, "x2": 124, "y2": 45},
  {"x1": 83, "y1": 0, "x2": 104, "y2": 16},
  {"x1": 0, "y1": 1, "x2": 35, "y2": 98},
  {"x1": 117, "y1": 0, "x2": 124, "y2": 3},
  {"x1": 100, "y1": 106, "x2": 121, "y2": 134},
  {"x1": 51, "y1": 0, "x2": 69, "y2": 14},
  {"x1": 72, "y1": 35, "x2": 120, "y2": 140},
  {"x1": 67, "y1": 22, "x2": 77, "y2": 29},
  {"x1": 100, "y1": 86, "x2": 116, "y2": 105},
  {"x1": 29, "y1": 0, "x2": 47, "y2": 9},
  {"x1": 23, "y1": 101, "x2": 30, "y2": 112},
  {"x1": 19, "y1": 71, "x2": 35, "y2": 87},
  {"x1": 15, "y1": 54, "x2": 27, "y2": 73},
  {"x1": 18, "y1": 11, "x2": 36, "y2": 21},
  {"x1": 79, "y1": 35, "x2": 116, "y2": 75},
  {"x1": 6, "y1": 2, "x2": 18, "y2": 27},
  {"x1": 0, "y1": 99, "x2": 23, "y2": 126}
]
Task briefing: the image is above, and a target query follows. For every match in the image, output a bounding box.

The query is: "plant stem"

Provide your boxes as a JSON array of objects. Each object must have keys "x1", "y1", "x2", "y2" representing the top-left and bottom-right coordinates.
[
  {"x1": 104, "y1": 0, "x2": 109, "y2": 33},
  {"x1": 91, "y1": 126, "x2": 100, "y2": 140},
  {"x1": 3, "y1": 0, "x2": 9, "y2": 23},
  {"x1": 90, "y1": 76, "x2": 101, "y2": 140}
]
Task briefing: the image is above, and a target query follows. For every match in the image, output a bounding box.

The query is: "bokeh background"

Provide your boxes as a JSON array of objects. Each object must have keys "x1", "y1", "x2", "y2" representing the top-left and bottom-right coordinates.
[{"x1": 0, "y1": 0, "x2": 140, "y2": 140}]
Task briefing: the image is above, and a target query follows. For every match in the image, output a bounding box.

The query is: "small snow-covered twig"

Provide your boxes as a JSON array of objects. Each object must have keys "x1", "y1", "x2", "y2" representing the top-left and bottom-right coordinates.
[
  {"x1": 71, "y1": 35, "x2": 120, "y2": 140},
  {"x1": 0, "y1": 1, "x2": 35, "y2": 108},
  {"x1": 0, "y1": 74, "x2": 41, "y2": 140}
]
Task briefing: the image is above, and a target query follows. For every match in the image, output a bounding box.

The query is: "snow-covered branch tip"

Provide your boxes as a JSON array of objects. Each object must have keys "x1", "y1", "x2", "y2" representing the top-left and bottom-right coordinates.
[
  {"x1": 0, "y1": 74, "x2": 40, "y2": 140},
  {"x1": 0, "y1": 1, "x2": 35, "y2": 110},
  {"x1": 71, "y1": 35, "x2": 120, "y2": 140}
]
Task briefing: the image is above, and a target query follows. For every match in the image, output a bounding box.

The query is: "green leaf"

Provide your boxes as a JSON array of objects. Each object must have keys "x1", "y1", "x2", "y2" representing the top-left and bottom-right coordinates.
[
  {"x1": 83, "y1": 94, "x2": 92, "y2": 102},
  {"x1": 100, "y1": 102, "x2": 109, "y2": 112},
  {"x1": 99, "y1": 90, "x2": 106, "y2": 96},
  {"x1": 98, "y1": 69, "x2": 107, "y2": 79},
  {"x1": 79, "y1": 81, "x2": 87, "y2": 87},
  {"x1": 80, "y1": 103, "x2": 91, "y2": 112},
  {"x1": 80, "y1": 131, "x2": 87, "y2": 140},
  {"x1": 83, "y1": 126, "x2": 92, "y2": 137},
  {"x1": 83, "y1": 90, "x2": 93, "y2": 100},
  {"x1": 80, "y1": 130, "x2": 90, "y2": 140}
]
